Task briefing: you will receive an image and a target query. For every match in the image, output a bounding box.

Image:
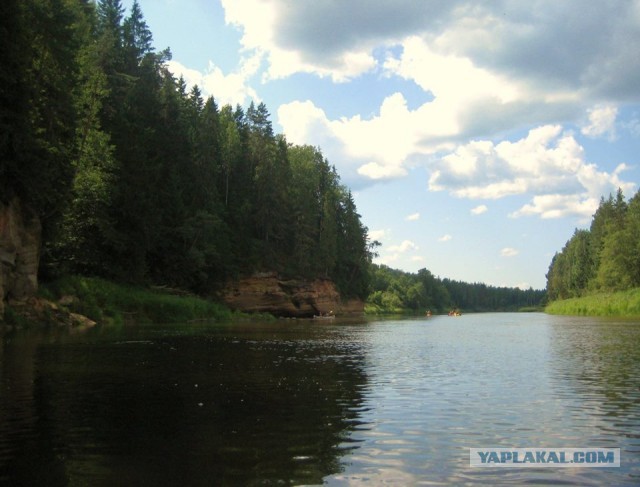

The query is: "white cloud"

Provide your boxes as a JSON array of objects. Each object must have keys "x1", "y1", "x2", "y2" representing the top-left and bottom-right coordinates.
[
  {"x1": 387, "y1": 240, "x2": 418, "y2": 253},
  {"x1": 509, "y1": 194, "x2": 601, "y2": 222},
  {"x1": 220, "y1": 1, "x2": 640, "y2": 100},
  {"x1": 429, "y1": 124, "x2": 635, "y2": 219},
  {"x1": 278, "y1": 93, "x2": 450, "y2": 185},
  {"x1": 376, "y1": 239, "x2": 420, "y2": 268},
  {"x1": 501, "y1": 247, "x2": 519, "y2": 257},
  {"x1": 277, "y1": 101, "x2": 329, "y2": 145},
  {"x1": 471, "y1": 205, "x2": 488, "y2": 215},
  {"x1": 405, "y1": 212, "x2": 420, "y2": 221},
  {"x1": 383, "y1": 36, "x2": 523, "y2": 122},
  {"x1": 165, "y1": 60, "x2": 203, "y2": 89},
  {"x1": 221, "y1": 0, "x2": 377, "y2": 82},
  {"x1": 581, "y1": 104, "x2": 618, "y2": 140},
  {"x1": 221, "y1": 0, "x2": 638, "y2": 219},
  {"x1": 368, "y1": 229, "x2": 388, "y2": 242},
  {"x1": 165, "y1": 59, "x2": 260, "y2": 107},
  {"x1": 358, "y1": 161, "x2": 408, "y2": 180},
  {"x1": 438, "y1": 234, "x2": 452, "y2": 242}
]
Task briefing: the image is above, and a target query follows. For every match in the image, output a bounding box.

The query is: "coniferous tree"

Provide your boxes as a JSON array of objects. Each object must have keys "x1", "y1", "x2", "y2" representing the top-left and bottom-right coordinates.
[
  {"x1": 0, "y1": 0, "x2": 31, "y2": 202},
  {"x1": 546, "y1": 188, "x2": 640, "y2": 297},
  {"x1": 2, "y1": 0, "x2": 375, "y2": 301},
  {"x1": 12, "y1": 0, "x2": 84, "y2": 233},
  {"x1": 49, "y1": 1, "x2": 116, "y2": 276}
]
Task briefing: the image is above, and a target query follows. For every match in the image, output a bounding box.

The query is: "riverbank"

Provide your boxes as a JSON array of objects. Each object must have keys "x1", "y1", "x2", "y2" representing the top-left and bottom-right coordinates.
[
  {"x1": 3, "y1": 276, "x2": 240, "y2": 327},
  {"x1": 545, "y1": 288, "x2": 640, "y2": 317},
  {"x1": 365, "y1": 303, "x2": 545, "y2": 315}
]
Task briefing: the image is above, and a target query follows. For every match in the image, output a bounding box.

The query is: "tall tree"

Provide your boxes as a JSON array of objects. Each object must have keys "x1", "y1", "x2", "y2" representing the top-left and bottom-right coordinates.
[
  {"x1": 9, "y1": 0, "x2": 84, "y2": 228},
  {"x1": 48, "y1": 1, "x2": 117, "y2": 277},
  {"x1": 123, "y1": 0, "x2": 152, "y2": 69},
  {"x1": 334, "y1": 190, "x2": 371, "y2": 298},
  {"x1": 0, "y1": 0, "x2": 31, "y2": 203}
]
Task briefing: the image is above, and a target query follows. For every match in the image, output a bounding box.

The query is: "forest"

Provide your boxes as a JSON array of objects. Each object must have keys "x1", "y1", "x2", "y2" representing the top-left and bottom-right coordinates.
[
  {"x1": 1, "y1": 0, "x2": 546, "y2": 317},
  {"x1": 368, "y1": 265, "x2": 545, "y2": 313},
  {"x1": 1, "y1": 0, "x2": 372, "y2": 300},
  {"x1": 546, "y1": 188, "x2": 640, "y2": 300}
]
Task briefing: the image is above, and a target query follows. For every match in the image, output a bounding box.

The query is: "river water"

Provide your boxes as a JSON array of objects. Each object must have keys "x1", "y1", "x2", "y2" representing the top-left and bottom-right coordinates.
[{"x1": 0, "y1": 313, "x2": 638, "y2": 485}]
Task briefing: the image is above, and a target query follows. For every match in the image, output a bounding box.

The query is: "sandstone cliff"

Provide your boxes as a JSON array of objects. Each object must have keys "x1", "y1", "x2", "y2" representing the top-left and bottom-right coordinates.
[
  {"x1": 223, "y1": 272, "x2": 364, "y2": 317},
  {"x1": 0, "y1": 198, "x2": 41, "y2": 316}
]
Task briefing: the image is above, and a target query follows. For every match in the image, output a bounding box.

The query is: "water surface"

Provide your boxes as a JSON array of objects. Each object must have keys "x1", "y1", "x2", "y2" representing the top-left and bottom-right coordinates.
[{"x1": 0, "y1": 313, "x2": 638, "y2": 485}]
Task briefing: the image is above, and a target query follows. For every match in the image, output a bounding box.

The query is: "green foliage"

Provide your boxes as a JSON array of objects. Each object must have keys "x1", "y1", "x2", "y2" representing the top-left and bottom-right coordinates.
[
  {"x1": 2, "y1": 0, "x2": 372, "y2": 302},
  {"x1": 1, "y1": 0, "x2": 83, "y2": 237},
  {"x1": 545, "y1": 288, "x2": 640, "y2": 317},
  {"x1": 366, "y1": 264, "x2": 544, "y2": 313},
  {"x1": 546, "y1": 189, "x2": 640, "y2": 305},
  {"x1": 41, "y1": 276, "x2": 232, "y2": 324}
]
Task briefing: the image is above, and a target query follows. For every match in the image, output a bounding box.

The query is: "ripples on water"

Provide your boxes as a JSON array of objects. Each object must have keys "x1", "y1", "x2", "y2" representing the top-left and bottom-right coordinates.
[{"x1": 0, "y1": 314, "x2": 639, "y2": 485}]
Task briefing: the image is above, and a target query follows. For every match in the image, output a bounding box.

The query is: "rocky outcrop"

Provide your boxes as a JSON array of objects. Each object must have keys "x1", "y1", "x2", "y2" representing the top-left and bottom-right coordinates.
[
  {"x1": 222, "y1": 272, "x2": 364, "y2": 317},
  {"x1": 6, "y1": 296, "x2": 97, "y2": 329},
  {"x1": 0, "y1": 198, "x2": 41, "y2": 316}
]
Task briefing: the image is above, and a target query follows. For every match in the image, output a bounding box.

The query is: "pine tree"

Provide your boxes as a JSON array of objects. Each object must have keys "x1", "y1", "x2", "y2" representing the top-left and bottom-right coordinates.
[
  {"x1": 123, "y1": 0, "x2": 153, "y2": 69},
  {"x1": 18, "y1": 0, "x2": 84, "y2": 228},
  {"x1": 50, "y1": 3, "x2": 117, "y2": 276}
]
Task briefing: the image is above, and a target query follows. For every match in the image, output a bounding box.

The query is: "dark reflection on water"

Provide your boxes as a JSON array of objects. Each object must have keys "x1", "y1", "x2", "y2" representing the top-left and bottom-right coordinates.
[
  {"x1": 0, "y1": 322, "x2": 369, "y2": 486},
  {"x1": 1, "y1": 314, "x2": 639, "y2": 486}
]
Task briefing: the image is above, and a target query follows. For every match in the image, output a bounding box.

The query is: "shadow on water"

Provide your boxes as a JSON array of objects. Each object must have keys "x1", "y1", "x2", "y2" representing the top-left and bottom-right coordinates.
[{"x1": 0, "y1": 321, "x2": 371, "y2": 486}]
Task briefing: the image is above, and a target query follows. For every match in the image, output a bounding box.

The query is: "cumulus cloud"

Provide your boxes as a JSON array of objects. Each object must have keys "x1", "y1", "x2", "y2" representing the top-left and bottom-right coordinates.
[
  {"x1": 278, "y1": 93, "x2": 448, "y2": 186},
  {"x1": 581, "y1": 104, "x2": 618, "y2": 140},
  {"x1": 387, "y1": 240, "x2": 419, "y2": 253},
  {"x1": 501, "y1": 247, "x2": 519, "y2": 257},
  {"x1": 509, "y1": 195, "x2": 601, "y2": 221},
  {"x1": 368, "y1": 229, "x2": 388, "y2": 242},
  {"x1": 438, "y1": 234, "x2": 452, "y2": 242},
  {"x1": 222, "y1": 0, "x2": 446, "y2": 81},
  {"x1": 166, "y1": 59, "x2": 260, "y2": 107},
  {"x1": 429, "y1": 124, "x2": 635, "y2": 219},
  {"x1": 221, "y1": 0, "x2": 639, "y2": 215},
  {"x1": 405, "y1": 212, "x2": 420, "y2": 221},
  {"x1": 376, "y1": 239, "x2": 420, "y2": 267},
  {"x1": 221, "y1": 1, "x2": 640, "y2": 99},
  {"x1": 358, "y1": 162, "x2": 408, "y2": 180},
  {"x1": 471, "y1": 205, "x2": 488, "y2": 215}
]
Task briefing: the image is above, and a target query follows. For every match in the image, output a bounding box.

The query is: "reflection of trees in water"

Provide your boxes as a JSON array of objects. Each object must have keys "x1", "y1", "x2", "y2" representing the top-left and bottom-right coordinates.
[
  {"x1": 548, "y1": 317, "x2": 640, "y2": 420},
  {"x1": 0, "y1": 329, "x2": 70, "y2": 486},
  {"x1": 0, "y1": 325, "x2": 369, "y2": 485}
]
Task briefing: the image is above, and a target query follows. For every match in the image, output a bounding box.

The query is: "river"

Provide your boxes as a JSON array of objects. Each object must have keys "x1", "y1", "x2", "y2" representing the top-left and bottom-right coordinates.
[{"x1": 0, "y1": 313, "x2": 638, "y2": 485}]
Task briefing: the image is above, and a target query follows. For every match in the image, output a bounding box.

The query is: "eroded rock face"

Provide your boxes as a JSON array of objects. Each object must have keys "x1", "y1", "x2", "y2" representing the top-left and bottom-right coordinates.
[
  {"x1": 0, "y1": 198, "x2": 41, "y2": 315},
  {"x1": 223, "y1": 272, "x2": 364, "y2": 317}
]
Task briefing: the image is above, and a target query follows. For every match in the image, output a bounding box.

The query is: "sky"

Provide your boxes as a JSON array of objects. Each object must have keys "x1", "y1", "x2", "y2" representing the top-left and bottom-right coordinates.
[{"x1": 124, "y1": 0, "x2": 640, "y2": 290}]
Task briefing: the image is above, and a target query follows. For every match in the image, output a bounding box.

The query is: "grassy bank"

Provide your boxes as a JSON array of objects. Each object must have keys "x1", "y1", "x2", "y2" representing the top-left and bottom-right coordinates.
[
  {"x1": 39, "y1": 276, "x2": 235, "y2": 325},
  {"x1": 545, "y1": 288, "x2": 640, "y2": 317},
  {"x1": 365, "y1": 303, "x2": 407, "y2": 315},
  {"x1": 365, "y1": 303, "x2": 544, "y2": 315},
  {"x1": 364, "y1": 302, "x2": 432, "y2": 315}
]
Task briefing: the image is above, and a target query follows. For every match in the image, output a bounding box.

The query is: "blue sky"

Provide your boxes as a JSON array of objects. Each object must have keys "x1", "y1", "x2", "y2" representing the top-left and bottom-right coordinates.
[{"x1": 124, "y1": 0, "x2": 640, "y2": 290}]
